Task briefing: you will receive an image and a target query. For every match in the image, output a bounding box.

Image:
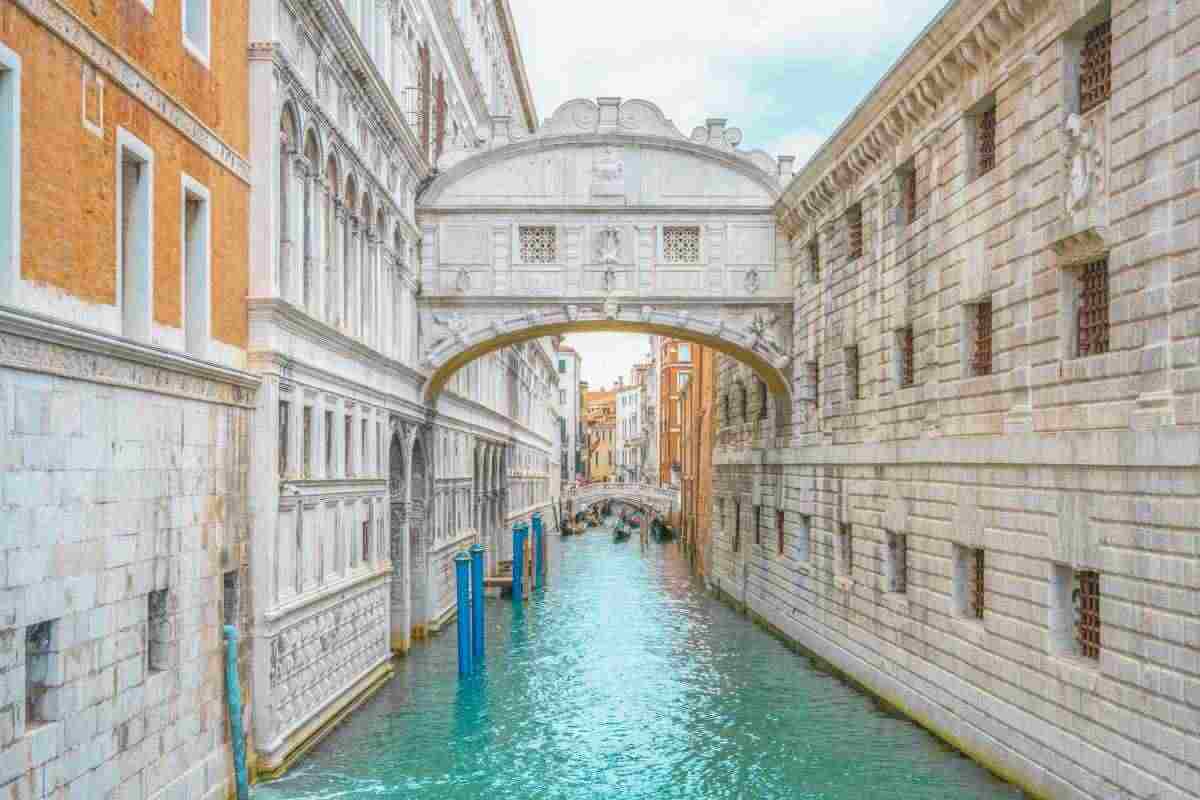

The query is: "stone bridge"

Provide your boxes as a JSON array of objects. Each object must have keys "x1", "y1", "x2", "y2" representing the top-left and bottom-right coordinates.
[
  {"x1": 416, "y1": 97, "x2": 797, "y2": 420},
  {"x1": 566, "y1": 482, "x2": 681, "y2": 519}
]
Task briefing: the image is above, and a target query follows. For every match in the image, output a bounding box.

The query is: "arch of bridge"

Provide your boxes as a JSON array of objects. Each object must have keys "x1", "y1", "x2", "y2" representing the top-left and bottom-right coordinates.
[
  {"x1": 415, "y1": 97, "x2": 797, "y2": 406},
  {"x1": 571, "y1": 482, "x2": 679, "y2": 517}
]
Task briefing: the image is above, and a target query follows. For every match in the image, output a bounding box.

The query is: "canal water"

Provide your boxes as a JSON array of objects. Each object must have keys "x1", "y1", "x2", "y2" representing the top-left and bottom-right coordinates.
[{"x1": 256, "y1": 522, "x2": 1026, "y2": 800}]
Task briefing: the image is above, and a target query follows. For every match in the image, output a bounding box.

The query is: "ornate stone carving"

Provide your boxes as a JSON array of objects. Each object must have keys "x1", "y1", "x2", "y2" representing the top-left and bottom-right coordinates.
[
  {"x1": 747, "y1": 310, "x2": 783, "y2": 355},
  {"x1": 603, "y1": 297, "x2": 619, "y2": 319},
  {"x1": 596, "y1": 224, "x2": 622, "y2": 265},
  {"x1": 455, "y1": 268, "x2": 471, "y2": 293},
  {"x1": 601, "y1": 265, "x2": 617, "y2": 294},
  {"x1": 565, "y1": 304, "x2": 579, "y2": 322},
  {"x1": 591, "y1": 146, "x2": 625, "y2": 196},
  {"x1": 1063, "y1": 112, "x2": 1105, "y2": 212},
  {"x1": 424, "y1": 312, "x2": 470, "y2": 361},
  {"x1": 744, "y1": 269, "x2": 761, "y2": 295},
  {"x1": 640, "y1": 305, "x2": 654, "y2": 322}
]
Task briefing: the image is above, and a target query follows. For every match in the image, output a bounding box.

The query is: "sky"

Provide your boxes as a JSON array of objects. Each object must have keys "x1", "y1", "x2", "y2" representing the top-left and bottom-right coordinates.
[{"x1": 511, "y1": 0, "x2": 951, "y2": 388}]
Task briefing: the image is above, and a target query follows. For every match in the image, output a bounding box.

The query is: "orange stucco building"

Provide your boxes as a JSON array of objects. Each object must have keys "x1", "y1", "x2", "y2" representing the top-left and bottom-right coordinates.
[
  {"x1": 678, "y1": 343, "x2": 717, "y2": 576},
  {"x1": 656, "y1": 337, "x2": 693, "y2": 485},
  {"x1": 584, "y1": 386, "x2": 616, "y2": 482}
]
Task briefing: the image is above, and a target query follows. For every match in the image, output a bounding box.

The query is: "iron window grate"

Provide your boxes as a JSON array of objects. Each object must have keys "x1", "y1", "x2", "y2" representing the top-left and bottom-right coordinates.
[
  {"x1": 973, "y1": 301, "x2": 993, "y2": 376},
  {"x1": 1077, "y1": 258, "x2": 1110, "y2": 357},
  {"x1": 972, "y1": 549, "x2": 986, "y2": 620},
  {"x1": 977, "y1": 107, "x2": 997, "y2": 177},
  {"x1": 1080, "y1": 20, "x2": 1112, "y2": 115},
  {"x1": 777, "y1": 510, "x2": 785, "y2": 556},
  {"x1": 899, "y1": 327, "x2": 915, "y2": 388},
  {"x1": 1076, "y1": 570, "x2": 1101, "y2": 659},
  {"x1": 890, "y1": 533, "x2": 907, "y2": 593},
  {"x1": 847, "y1": 203, "x2": 864, "y2": 260}
]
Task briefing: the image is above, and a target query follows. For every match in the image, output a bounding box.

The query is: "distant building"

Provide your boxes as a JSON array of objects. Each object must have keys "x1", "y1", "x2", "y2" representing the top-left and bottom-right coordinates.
[
  {"x1": 556, "y1": 344, "x2": 584, "y2": 485},
  {"x1": 655, "y1": 338, "x2": 693, "y2": 486},
  {"x1": 616, "y1": 383, "x2": 642, "y2": 482},
  {"x1": 679, "y1": 345, "x2": 717, "y2": 575},
  {"x1": 584, "y1": 387, "x2": 616, "y2": 482}
]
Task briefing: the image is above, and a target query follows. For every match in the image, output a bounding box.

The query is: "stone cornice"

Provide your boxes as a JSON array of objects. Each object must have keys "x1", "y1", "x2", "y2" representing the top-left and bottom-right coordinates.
[
  {"x1": 0, "y1": 305, "x2": 259, "y2": 407},
  {"x1": 16, "y1": 0, "x2": 251, "y2": 183},
  {"x1": 419, "y1": 204, "x2": 776, "y2": 216},
  {"x1": 778, "y1": 0, "x2": 1046, "y2": 239}
]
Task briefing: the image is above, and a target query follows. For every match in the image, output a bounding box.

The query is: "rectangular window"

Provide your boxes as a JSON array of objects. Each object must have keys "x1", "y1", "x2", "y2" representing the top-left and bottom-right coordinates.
[
  {"x1": 845, "y1": 346, "x2": 860, "y2": 402},
  {"x1": 362, "y1": 507, "x2": 372, "y2": 563},
  {"x1": 677, "y1": 372, "x2": 689, "y2": 390},
  {"x1": 1076, "y1": 570, "x2": 1101, "y2": 660},
  {"x1": 147, "y1": 589, "x2": 169, "y2": 672},
  {"x1": 971, "y1": 301, "x2": 993, "y2": 376},
  {"x1": 1079, "y1": 19, "x2": 1112, "y2": 114},
  {"x1": 222, "y1": 570, "x2": 240, "y2": 627},
  {"x1": 663, "y1": 226, "x2": 701, "y2": 264},
  {"x1": 754, "y1": 506, "x2": 761, "y2": 546},
  {"x1": 974, "y1": 101, "x2": 997, "y2": 179},
  {"x1": 0, "y1": 52, "x2": 18, "y2": 304},
  {"x1": 887, "y1": 532, "x2": 907, "y2": 593},
  {"x1": 956, "y1": 546, "x2": 985, "y2": 619},
  {"x1": 183, "y1": 0, "x2": 210, "y2": 64},
  {"x1": 1077, "y1": 257, "x2": 1110, "y2": 357},
  {"x1": 838, "y1": 524, "x2": 853, "y2": 577},
  {"x1": 278, "y1": 400, "x2": 290, "y2": 476},
  {"x1": 558, "y1": 359, "x2": 566, "y2": 373},
  {"x1": 733, "y1": 501, "x2": 741, "y2": 553},
  {"x1": 324, "y1": 410, "x2": 334, "y2": 475},
  {"x1": 898, "y1": 327, "x2": 915, "y2": 388},
  {"x1": 519, "y1": 225, "x2": 557, "y2": 264},
  {"x1": 776, "y1": 510, "x2": 785, "y2": 556},
  {"x1": 808, "y1": 359, "x2": 820, "y2": 407},
  {"x1": 678, "y1": 344, "x2": 691, "y2": 362},
  {"x1": 902, "y1": 159, "x2": 918, "y2": 226},
  {"x1": 302, "y1": 406, "x2": 313, "y2": 477},
  {"x1": 118, "y1": 129, "x2": 153, "y2": 342},
  {"x1": 846, "y1": 203, "x2": 863, "y2": 260},
  {"x1": 808, "y1": 238, "x2": 820, "y2": 284},
  {"x1": 181, "y1": 177, "x2": 210, "y2": 358},
  {"x1": 345, "y1": 415, "x2": 353, "y2": 476},
  {"x1": 25, "y1": 621, "x2": 54, "y2": 726}
]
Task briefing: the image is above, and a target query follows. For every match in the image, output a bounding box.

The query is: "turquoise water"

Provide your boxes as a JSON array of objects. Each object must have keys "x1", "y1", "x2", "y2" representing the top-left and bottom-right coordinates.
[{"x1": 256, "y1": 525, "x2": 1026, "y2": 800}]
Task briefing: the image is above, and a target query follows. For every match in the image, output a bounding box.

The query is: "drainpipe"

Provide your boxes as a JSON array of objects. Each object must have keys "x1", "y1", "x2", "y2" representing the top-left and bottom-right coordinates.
[{"x1": 222, "y1": 626, "x2": 250, "y2": 800}]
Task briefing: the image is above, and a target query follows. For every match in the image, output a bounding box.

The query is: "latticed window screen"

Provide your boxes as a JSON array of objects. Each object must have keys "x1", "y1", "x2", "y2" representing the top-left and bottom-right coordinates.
[
  {"x1": 889, "y1": 533, "x2": 907, "y2": 593},
  {"x1": 971, "y1": 549, "x2": 986, "y2": 620},
  {"x1": 846, "y1": 203, "x2": 864, "y2": 260},
  {"x1": 1079, "y1": 19, "x2": 1112, "y2": 114},
  {"x1": 1077, "y1": 258, "x2": 1110, "y2": 357},
  {"x1": 519, "y1": 226, "x2": 557, "y2": 264},
  {"x1": 899, "y1": 327, "x2": 915, "y2": 387},
  {"x1": 1075, "y1": 570, "x2": 1101, "y2": 659},
  {"x1": 973, "y1": 301, "x2": 993, "y2": 376},
  {"x1": 663, "y1": 226, "x2": 701, "y2": 263},
  {"x1": 809, "y1": 239, "x2": 820, "y2": 283},
  {"x1": 977, "y1": 107, "x2": 997, "y2": 177}
]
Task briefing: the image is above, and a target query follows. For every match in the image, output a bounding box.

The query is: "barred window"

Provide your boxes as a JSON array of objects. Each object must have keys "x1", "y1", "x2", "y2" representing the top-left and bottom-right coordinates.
[
  {"x1": 888, "y1": 532, "x2": 907, "y2": 593},
  {"x1": 972, "y1": 301, "x2": 993, "y2": 377},
  {"x1": 1077, "y1": 258, "x2": 1110, "y2": 357},
  {"x1": 754, "y1": 505, "x2": 762, "y2": 546},
  {"x1": 976, "y1": 106, "x2": 997, "y2": 178},
  {"x1": 733, "y1": 501, "x2": 741, "y2": 552},
  {"x1": 839, "y1": 524, "x2": 853, "y2": 576},
  {"x1": 1075, "y1": 570, "x2": 1101, "y2": 660},
  {"x1": 663, "y1": 226, "x2": 701, "y2": 264},
  {"x1": 1079, "y1": 19, "x2": 1112, "y2": 115},
  {"x1": 845, "y1": 345, "x2": 860, "y2": 401},
  {"x1": 808, "y1": 360, "x2": 820, "y2": 407},
  {"x1": 898, "y1": 327, "x2": 915, "y2": 388},
  {"x1": 776, "y1": 510, "x2": 785, "y2": 556},
  {"x1": 846, "y1": 203, "x2": 864, "y2": 260},
  {"x1": 519, "y1": 225, "x2": 557, "y2": 264},
  {"x1": 903, "y1": 161, "x2": 918, "y2": 226},
  {"x1": 808, "y1": 238, "x2": 821, "y2": 283}
]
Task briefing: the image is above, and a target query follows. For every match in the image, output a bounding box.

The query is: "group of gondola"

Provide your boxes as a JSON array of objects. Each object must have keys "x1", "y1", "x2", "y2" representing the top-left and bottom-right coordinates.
[{"x1": 559, "y1": 501, "x2": 678, "y2": 543}]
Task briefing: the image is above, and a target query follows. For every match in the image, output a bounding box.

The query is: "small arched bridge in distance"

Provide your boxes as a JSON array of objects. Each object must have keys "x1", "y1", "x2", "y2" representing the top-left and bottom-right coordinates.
[{"x1": 565, "y1": 482, "x2": 681, "y2": 522}]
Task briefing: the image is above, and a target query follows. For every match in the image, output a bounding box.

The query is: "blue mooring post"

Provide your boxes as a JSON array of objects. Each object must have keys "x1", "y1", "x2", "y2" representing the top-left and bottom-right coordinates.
[
  {"x1": 512, "y1": 523, "x2": 527, "y2": 602},
  {"x1": 222, "y1": 626, "x2": 250, "y2": 800},
  {"x1": 454, "y1": 552, "x2": 473, "y2": 677},
  {"x1": 532, "y1": 512, "x2": 544, "y2": 590},
  {"x1": 470, "y1": 543, "x2": 485, "y2": 666}
]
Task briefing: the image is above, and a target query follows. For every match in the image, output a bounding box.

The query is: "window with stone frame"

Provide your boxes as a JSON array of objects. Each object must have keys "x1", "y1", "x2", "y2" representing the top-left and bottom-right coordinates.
[
  {"x1": 844, "y1": 345, "x2": 860, "y2": 402},
  {"x1": 901, "y1": 157, "x2": 918, "y2": 227},
  {"x1": 147, "y1": 589, "x2": 170, "y2": 672},
  {"x1": 0, "y1": 55, "x2": 18, "y2": 299},
  {"x1": 733, "y1": 500, "x2": 741, "y2": 552},
  {"x1": 776, "y1": 509, "x2": 786, "y2": 556},
  {"x1": 1074, "y1": 570, "x2": 1101, "y2": 660},
  {"x1": 1076, "y1": 257, "x2": 1110, "y2": 358},
  {"x1": 969, "y1": 300, "x2": 993, "y2": 377},
  {"x1": 1079, "y1": 17, "x2": 1112, "y2": 115},
  {"x1": 808, "y1": 238, "x2": 821, "y2": 284},
  {"x1": 897, "y1": 326, "x2": 915, "y2": 388},
  {"x1": 955, "y1": 546, "x2": 985, "y2": 620},
  {"x1": 519, "y1": 225, "x2": 557, "y2": 264},
  {"x1": 182, "y1": 0, "x2": 210, "y2": 63},
  {"x1": 663, "y1": 226, "x2": 701, "y2": 264},
  {"x1": 838, "y1": 524, "x2": 853, "y2": 577},
  {"x1": 972, "y1": 96, "x2": 997, "y2": 180},
  {"x1": 362, "y1": 505, "x2": 372, "y2": 563},
  {"x1": 845, "y1": 203, "x2": 864, "y2": 260},
  {"x1": 753, "y1": 505, "x2": 762, "y2": 546},
  {"x1": 278, "y1": 400, "x2": 290, "y2": 476},
  {"x1": 807, "y1": 359, "x2": 820, "y2": 407},
  {"x1": 25, "y1": 621, "x2": 60, "y2": 727},
  {"x1": 886, "y1": 532, "x2": 908, "y2": 593}
]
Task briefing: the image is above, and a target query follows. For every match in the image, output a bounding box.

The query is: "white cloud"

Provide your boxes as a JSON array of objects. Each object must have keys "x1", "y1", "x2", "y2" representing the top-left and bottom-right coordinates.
[
  {"x1": 508, "y1": 0, "x2": 947, "y2": 158},
  {"x1": 563, "y1": 333, "x2": 653, "y2": 390}
]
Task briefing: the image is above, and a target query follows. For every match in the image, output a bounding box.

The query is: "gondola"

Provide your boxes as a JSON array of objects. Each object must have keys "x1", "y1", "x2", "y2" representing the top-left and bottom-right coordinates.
[{"x1": 613, "y1": 522, "x2": 631, "y2": 542}]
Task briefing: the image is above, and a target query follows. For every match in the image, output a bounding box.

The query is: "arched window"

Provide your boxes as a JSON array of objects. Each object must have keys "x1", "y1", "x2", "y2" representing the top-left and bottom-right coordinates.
[
  {"x1": 302, "y1": 131, "x2": 319, "y2": 311},
  {"x1": 278, "y1": 107, "x2": 298, "y2": 300},
  {"x1": 324, "y1": 156, "x2": 339, "y2": 323}
]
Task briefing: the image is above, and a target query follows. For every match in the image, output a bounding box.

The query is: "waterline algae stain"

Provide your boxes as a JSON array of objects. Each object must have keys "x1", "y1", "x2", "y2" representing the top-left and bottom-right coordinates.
[{"x1": 255, "y1": 531, "x2": 1026, "y2": 800}]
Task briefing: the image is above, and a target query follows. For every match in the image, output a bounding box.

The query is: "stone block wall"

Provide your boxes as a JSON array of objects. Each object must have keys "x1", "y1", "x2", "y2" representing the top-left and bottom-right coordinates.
[
  {"x1": 712, "y1": 1, "x2": 1200, "y2": 799},
  {"x1": 0, "y1": 338, "x2": 253, "y2": 800}
]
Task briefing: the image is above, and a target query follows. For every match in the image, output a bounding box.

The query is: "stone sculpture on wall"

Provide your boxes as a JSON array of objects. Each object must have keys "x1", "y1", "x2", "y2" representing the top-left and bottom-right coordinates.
[
  {"x1": 1064, "y1": 112, "x2": 1104, "y2": 212},
  {"x1": 591, "y1": 146, "x2": 625, "y2": 196}
]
